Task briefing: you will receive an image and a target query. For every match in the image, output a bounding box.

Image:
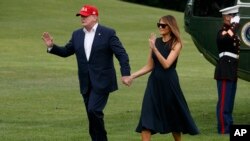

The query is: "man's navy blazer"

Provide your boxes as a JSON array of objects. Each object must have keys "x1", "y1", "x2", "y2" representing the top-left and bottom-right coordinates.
[{"x1": 49, "y1": 24, "x2": 130, "y2": 94}]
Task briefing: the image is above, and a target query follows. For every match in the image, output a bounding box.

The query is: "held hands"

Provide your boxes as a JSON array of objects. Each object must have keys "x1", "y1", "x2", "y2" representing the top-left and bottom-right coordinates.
[
  {"x1": 121, "y1": 76, "x2": 133, "y2": 87},
  {"x1": 230, "y1": 15, "x2": 240, "y2": 24},
  {"x1": 42, "y1": 32, "x2": 54, "y2": 48}
]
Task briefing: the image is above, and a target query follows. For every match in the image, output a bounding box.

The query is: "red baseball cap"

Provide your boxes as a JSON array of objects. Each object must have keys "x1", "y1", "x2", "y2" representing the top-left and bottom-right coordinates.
[{"x1": 76, "y1": 5, "x2": 99, "y2": 17}]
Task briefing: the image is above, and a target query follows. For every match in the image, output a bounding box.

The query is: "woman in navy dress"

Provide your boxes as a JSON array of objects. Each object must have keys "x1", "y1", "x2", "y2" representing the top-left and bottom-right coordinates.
[{"x1": 128, "y1": 15, "x2": 199, "y2": 141}]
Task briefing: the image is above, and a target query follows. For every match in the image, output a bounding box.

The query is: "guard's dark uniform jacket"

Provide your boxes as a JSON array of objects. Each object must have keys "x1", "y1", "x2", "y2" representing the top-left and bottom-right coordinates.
[{"x1": 214, "y1": 23, "x2": 240, "y2": 81}]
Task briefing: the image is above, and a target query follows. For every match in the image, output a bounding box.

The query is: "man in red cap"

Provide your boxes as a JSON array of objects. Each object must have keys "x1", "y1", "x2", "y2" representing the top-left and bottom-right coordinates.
[{"x1": 42, "y1": 4, "x2": 131, "y2": 141}]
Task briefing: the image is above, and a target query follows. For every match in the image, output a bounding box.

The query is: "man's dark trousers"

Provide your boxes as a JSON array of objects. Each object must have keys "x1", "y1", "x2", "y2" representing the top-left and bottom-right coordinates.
[{"x1": 82, "y1": 86, "x2": 109, "y2": 141}]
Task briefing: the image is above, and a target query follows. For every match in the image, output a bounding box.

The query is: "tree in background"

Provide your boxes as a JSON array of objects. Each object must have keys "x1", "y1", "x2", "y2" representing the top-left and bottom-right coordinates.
[{"x1": 122, "y1": 0, "x2": 188, "y2": 12}]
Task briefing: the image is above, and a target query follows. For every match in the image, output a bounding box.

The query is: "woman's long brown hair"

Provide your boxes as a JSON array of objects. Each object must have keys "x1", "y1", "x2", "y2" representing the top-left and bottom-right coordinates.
[{"x1": 159, "y1": 15, "x2": 183, "y2": 49}]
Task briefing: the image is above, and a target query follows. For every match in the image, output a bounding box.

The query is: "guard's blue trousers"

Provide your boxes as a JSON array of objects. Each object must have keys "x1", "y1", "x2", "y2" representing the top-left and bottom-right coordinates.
[{"x1": 216, "y1": 80, "x2": 237, "y2": 134}]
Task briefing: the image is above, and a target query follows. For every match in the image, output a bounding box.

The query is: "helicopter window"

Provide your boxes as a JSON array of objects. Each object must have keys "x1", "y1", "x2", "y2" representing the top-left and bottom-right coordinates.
[{"x1": 193, "y1": 0, "x2": 236, "y2": 17}]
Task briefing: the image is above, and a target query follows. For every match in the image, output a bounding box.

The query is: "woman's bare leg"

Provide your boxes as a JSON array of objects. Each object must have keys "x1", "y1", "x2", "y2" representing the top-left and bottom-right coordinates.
[
  {"x1": 172, "y1": 132, "x2": 181, "y2": 141},
  {"x1": 141, "y1": 130, "x2": 151, "y2": 141}
]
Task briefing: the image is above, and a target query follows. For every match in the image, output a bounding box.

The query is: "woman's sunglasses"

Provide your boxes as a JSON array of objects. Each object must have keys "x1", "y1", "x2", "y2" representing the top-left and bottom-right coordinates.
[{"x1": 157, "y1": 23, "x2": 169, "y2": 28}]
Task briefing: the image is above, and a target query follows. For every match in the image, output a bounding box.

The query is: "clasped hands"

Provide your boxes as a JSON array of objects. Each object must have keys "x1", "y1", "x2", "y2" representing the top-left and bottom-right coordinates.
[{"x1": 121, "y1": 76, "x2": 133, "y2": 87}]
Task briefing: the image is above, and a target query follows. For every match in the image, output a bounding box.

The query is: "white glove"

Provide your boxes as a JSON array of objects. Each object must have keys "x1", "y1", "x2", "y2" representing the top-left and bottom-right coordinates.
[{"x1": 230, "y1": 16, "x2": 240, "y2": 24}]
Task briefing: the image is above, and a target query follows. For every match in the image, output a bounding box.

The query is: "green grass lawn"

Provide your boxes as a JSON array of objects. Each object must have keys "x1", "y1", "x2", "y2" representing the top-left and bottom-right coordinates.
[{"x1": 0, "y1": 0, "x2": 249, "y2": 141}]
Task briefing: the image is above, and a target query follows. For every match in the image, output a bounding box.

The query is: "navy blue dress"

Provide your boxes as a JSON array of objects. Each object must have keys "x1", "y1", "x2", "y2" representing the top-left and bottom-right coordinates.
[{"x1": 136, "y1": 38, "x2": 199, "y2": 135}]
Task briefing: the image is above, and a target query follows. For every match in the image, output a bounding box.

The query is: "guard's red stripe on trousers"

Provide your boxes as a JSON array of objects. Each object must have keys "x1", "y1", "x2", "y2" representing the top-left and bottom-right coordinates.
[{"x1": 220, "y1": 80, "x2": 226, "y2": 134}]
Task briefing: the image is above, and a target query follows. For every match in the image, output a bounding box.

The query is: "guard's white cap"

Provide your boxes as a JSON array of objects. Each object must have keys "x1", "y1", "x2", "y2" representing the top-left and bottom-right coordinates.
[{"x1": 219, "y1": 5, "x2": 239, "y2": 15}]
